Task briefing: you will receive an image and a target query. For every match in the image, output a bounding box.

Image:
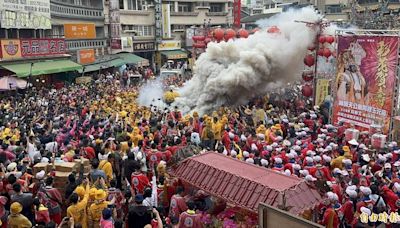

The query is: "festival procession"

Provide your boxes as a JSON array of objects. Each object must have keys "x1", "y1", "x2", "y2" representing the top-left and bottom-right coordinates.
[{"x1": 1, "y1": 0, "x2": 400, "y2": 227}]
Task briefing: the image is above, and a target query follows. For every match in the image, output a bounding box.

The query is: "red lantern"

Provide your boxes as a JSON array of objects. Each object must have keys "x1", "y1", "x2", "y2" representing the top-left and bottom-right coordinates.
[
  {"x1": 317, "y1": 48, "x2": 324, "y2": 56},
  {"x1": 193, "y1": 42, "x2": 206, "y2": 48},
  {"x1": 325, "y1": 36, "x2": 335, "y2": 44},
  {"x1": 303, "y1": 55, "x2": 315, "y2": 67},
  {"x1": 267, "y1": 26, "x2": 280, "y2": 34},
  {"x1": 323, "y1": 48, "x2": 331, "y2": 58},
  {"x1": 237, "y1": 29, "x2": 249, "y2": 38},
  {"x1": 192, "y1": 35, "x2": 206, "y2": 42},
  {"x1": 318, "y1": 36, "x2": 326, "y2": 43},
  {"x1": 302, "y1": 84, "x2": 313, "y2": 97},
  {"x1": 213, "y1": 28, "x2": 225, "y2": 41},
  {"x1": 224, "y1": 29, "x2": 236, "y2": 41},
  {"x1": 302, "y1": 71, "x2": 314, "y2": 82}
]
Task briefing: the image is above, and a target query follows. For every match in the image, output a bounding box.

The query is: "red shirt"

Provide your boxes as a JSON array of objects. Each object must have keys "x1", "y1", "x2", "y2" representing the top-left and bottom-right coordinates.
[
  {"x1": 147, "y1": 150, "x2": 162, "y2": 166},
  {"x1": 131, "y1": 172, "x2": 150, "y2": 194},
  {"x1": 178, "y1": 211, "x2": 203, "y2": 228},
  {"x1": 169, "y1": 195, "x2": 188, "y2": 219},
  {"x1": 321, "y1": 207, "x2": 339, "y2": 228},
  {"x1": 84, "y1": 147, "x2": 96, "y2": 159}
]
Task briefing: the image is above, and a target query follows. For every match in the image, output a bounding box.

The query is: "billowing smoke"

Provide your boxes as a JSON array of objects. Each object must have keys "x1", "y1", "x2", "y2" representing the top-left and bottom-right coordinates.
[
  {"x1": 137, "y1": 78, "x2": 167, "y2": 110},
  {"x1": 173, "y1": 7, "x2": 322, "y2": 114}
]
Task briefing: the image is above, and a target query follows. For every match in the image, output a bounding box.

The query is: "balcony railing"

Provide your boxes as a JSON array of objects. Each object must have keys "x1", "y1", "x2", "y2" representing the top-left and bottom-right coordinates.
[
  {"x1": 66, "y1": 38, "x2": 107, "y2": 51},
  {"x1": 50, "y1": 0, "x2": 104, "y2": 20},
  {"x1": 206, "y1": 12, "x2": 229, "y2": 16},
  {"x1": 171, "y1": 12, "x2": 199, "y2": 16}
]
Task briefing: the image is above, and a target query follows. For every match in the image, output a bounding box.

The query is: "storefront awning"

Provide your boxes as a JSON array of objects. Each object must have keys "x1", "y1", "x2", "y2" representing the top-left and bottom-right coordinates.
[
  {"x1": 117, "y1": 53, "x2": 149, "y2": 66},
  {"x1": 1, "y1": 60, "x2": 82, "y2": 78},
  {"x1": 161, "y1": 50, "x2": 188, "y2": 60},
  {"x1": 78, "y1": 58, "x2": 126, "y2": 73}
]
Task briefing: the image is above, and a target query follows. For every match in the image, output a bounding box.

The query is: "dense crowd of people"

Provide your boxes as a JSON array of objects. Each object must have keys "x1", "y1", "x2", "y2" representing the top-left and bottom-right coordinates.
[{"x1": 0, "y1": 69, "x2": 397, "y2": 228}]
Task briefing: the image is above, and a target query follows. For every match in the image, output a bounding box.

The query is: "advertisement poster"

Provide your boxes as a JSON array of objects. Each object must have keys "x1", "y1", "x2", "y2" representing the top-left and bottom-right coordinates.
[
  {"x1": 64, "y1": 24, "x2": 96, "y2": 39},
  {"x1": 77, "y1": 49, "x2": 95, "y2": 65},
  {"x1": 157, "y1": 40, "x2": 181, "y2": 51},
  {"x1": 20, "y1": 38, "x2": 66, "y2": 57},
  {"x1": 0, "y1": 39, "x2": 22, "y2": 60},
  {"x1": 315, "y1": 79, "x2": 330, "y2": 106},
  {"x1": 109, "y1": 0, "x2": 121, "y2": 50},
  {"x1": 0, "y1": 0, "x2": 51, "y2": 29},
  {"x1": 332, "y1": 35, "x2": 399, "y2": 134}
]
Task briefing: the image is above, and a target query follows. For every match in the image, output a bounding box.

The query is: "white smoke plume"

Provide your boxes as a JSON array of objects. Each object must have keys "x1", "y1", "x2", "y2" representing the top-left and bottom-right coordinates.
[
  {"x1": 137, "y1": 78, "x2": 167, "y2": 110},
  {"x1": 173, "y1": 7, "x2": 322, "y2": 114}
]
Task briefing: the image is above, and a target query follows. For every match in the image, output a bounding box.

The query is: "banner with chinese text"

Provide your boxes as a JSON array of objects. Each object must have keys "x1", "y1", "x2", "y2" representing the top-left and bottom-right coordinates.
[
  {"x1": 315, "y1": 79, "x2": 330, "y2": 106},
  {"x1": 20, "y1": 38, "x2": 66, "y2": 57},
  {"x1": 332, "y1": 35, "x2": 399, "y2": 134},
  {"x1": 0, "y1": 39, "x2": 22, "y2": 60},
  {"x1": 64, "y1": 24, "x2": 96, "y2": 39}
]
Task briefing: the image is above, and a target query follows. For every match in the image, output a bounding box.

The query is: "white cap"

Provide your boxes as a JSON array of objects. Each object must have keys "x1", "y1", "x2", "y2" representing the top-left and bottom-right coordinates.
[
  {"x1": 313, "y1": 155, "x2": 321, "y2": 162},
  {"x1": 257, "y1": 134, "x2": 265, "y2": 140},
  {"x1": 305, "y1": 175, "x2": 317, "y2": 182},
  {"x1": 359, "y1": 144, "x2": 367, "y2": 149},
  {"x1": 341, "y1": 170, "x2": 349, "y2": 176},
  {"x1": 287, "y1": 153, "x2": 295, "y2": 159},
  {"x1": 275, "y1": 157, "x2": 283, "y2": 164},
  {"x1": 360, "y1": 207, "x2": 371, "y2": 216},
  {"x1": 386, "y1": 153, "x2": 393, "y2": 159},
  {"x1": 317, "y1": 138, "x2": 324, "y2": 143},
  {"x1": 362, "y1": 154, "x2": 370, "y2": 162},
  {"x1": 241, "y1": 134, "x2": 247, "y2": 141},
  {"x1": 35, "y1": 170, "x2": 46, "y2": 180},
  {"x1": 394, "y1": 161, "x2": 400, "y2": 167},
  {"x1": 229, "y1": 132, "x2": 234, "y2": 139},
  {"x1": 293, "y1": 145, "x2": 301, "y2": 151},
  {"x1": 296, "y1": 140, "x2": 302, "y2": 146},
  {"x1": 323, "y1": 155, "x2": 332, "y2": 162},
  {"x1": 276, "y1": 147, "x2": 283, "y2": 152},
  {"x1": 276, "y1": 136, "x2": 283, "y2": 142},
  {"x1": 261, "y1": 159, "x2": 269, "y2": 167},
  {"x1": 347, "y1": 185, "x2": 357, "y2": 191},
  {"x1": 230, "y1": 150, "x2": 237, "y2": 157},
  {"x1": 378, "y1": 154, "x2": 387, "y2": 162},
  {"x1": 251, "y1": 143, "x2": 258, "y2": 151},
  {"x1": 245, "y1": 158, "x2": 254, "y2": 164},
  {"x1": 299, "y1": 170, "x2": 309, "y2": 176},
  {"x1": 342, "y1": 159, "x2": 352, "y2": 165},
  {"x1": 7, "y1": 162, "x2": 17, "y2": 172},
  {"x1": 360, "y1": 186, "x2": 372, "y2": 195},
  {"x1": 243, "y1": 151, "x2": 250, "y2": 158},
  {"x1": 348, "y1": 139, "x2": 359, "y2": 146},
  {"x1": 284, "y1": 169, "x2": 291, "y2": 176},
  {"x1": 305, "y1": 157, "x2": 314, "y2": 163},
  {"x1": 271, "y1": 142, "x2": 278, "y2": 148},
  {"x1": 293, "y1": 164, "x2": 301, "y2": 170},
  {"x1": 384, "y1": 163, "x2": 392, "y2": 169},
  {"x1": 266, "y1": 145, "x2": 273, "y2": 151},
  {"x1": 346, "y1": 189, "x2": 358, "y2": 198},
  {"x1": 223, "y1": 149, "x2": 228, "y2": 156},
  {"x1": 283, "y1": 140, "x2": 291, "y2": 147},
  {"x1": 333, "y1": 168, "x2": 342, "y2": 175}
]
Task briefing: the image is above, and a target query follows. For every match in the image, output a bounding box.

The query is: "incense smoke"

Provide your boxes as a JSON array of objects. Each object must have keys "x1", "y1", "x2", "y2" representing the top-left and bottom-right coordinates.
[
  {"x1": 137, "y1": 78, "x2": 167, "y2": 110},
  {"x1": 173, "y1": 7, "x2": 323, "y2": 114}
]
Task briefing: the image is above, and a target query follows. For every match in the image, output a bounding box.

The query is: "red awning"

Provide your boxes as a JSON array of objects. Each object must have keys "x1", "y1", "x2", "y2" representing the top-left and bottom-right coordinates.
[{"x1": 170, "y1": 152, "x2": 322, "y2": 215}]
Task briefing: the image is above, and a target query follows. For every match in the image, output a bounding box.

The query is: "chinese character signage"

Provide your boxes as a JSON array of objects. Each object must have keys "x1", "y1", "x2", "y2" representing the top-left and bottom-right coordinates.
[
  {"x1": 154, "y1": 0, "x2": 162, "y2": 44},
  {"x1": 0, "y1": 0, "x2": 51, "y2": 29},
  {"x1": 233, "y1": 0, "x2": 241, "y2": 28},
  {"x1": 64, "y1": 24, "x2": 96, "y2": 39},
  {"x1": 77, "y1": 49, "x2": 95, "y2": 65},
  {"x1": 0, "y1": 39, "x2": 21, "y2": 60},
  {"x1": 133, "y1": 42, "x2": 155, "y2": 52},
  {"x1": 315, "y1": 79, "x2": 330, "y2": 106},
  {"x1": 111, "y1": 38, "x2": 121, "y2": 50},
  {"x1": 161, "y1": 4, "x2": 171, "y2": 39},
  {"x1": 332, "y1": 35, "x2": 399, "y2": 134},
  {"x1": 20, "y1": 38, "x2": 65, "y2": 57},
  {"x1": 158, "y1": 40, "x2": 181, "y2": 51},
  {"x1": 109, "y1": 0, "x2": 121, "y2": 50}
]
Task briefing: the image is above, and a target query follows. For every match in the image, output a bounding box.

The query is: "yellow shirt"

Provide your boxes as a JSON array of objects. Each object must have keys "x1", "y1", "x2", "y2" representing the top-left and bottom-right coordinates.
[
  {"x1": 7, "y1": 214, "x2": 32, "y2": 228},
  {"x1": 88, "y1": 201, "x2": 109, "y2": 227},
  {"x1": 330, "y1": 156, "x2": 345, "y2": 170},
  {"x1": 99, "y1": 160, "x2": 113, "y2": 181},
  {"x1": 67, "y1": 184, "x2": 90, "y2": 228},
  {"x1": 212, "y1": 121, "x2": 223, "y2": 141}
]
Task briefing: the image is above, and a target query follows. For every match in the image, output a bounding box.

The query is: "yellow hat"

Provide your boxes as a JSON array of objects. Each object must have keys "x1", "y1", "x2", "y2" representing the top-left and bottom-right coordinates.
[
  {"x1": 10, "y1": 202, "x2": 22, "y2": 214},
  {"x1": 193, "y1": 112, "x2": 199, "y2": 118},
  {"x1": 343, "y1": 146, "x2": 350, "y2": 153},
  {"x1": 89, "y1": 187, "x2": 97, "y2": 198},
  {"x1": 75, "y1": 186, "x2": 85, "y2": 198},
  {"x1": 95, "y1": 189, "x2": 107, "y2": 201}
]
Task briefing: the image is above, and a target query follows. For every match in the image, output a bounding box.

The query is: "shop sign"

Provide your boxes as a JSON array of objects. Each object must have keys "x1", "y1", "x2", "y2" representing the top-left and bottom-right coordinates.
[
  {"x1": 111, "y1": 38, "x2": 122, "y2": 50},
  {"x1": 0, "y1": 39, "x2": 21, "y2": 60},
  {"x1": 20, "y1": 38, "x2": 66, "y2": 57},
  {"x1": 133, "y1": 42, "x2": 155, "y2": 52},
  {"x1": 0, "y1": 0, "x2": 51, "y2": 29},
  {"x1": 77, "y1": 49, "x2": 95, "y2": 64},
  {"x1": 158, "y1": 40, "x2": 181, "y2": 51},
  {"x1": 64, "y1": 23, "x2": 96, "y2": 39}
]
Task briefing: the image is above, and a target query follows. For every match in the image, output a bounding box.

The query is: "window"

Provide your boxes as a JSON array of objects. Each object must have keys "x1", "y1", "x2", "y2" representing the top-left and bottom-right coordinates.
[
  {"x1": 210, "y1": 3, "x2": 224, "y2": 12},
  {"x1": 172, "y1": 24, "x2": 185, "y2": 30},
  {"x1": 357, "y1": 0, "x2": 378, "y2": 4},
  {"x1": 326, "y1": 4, "x2": 342, "y2": 13},
  {"x1": 178, "y1": 2, "x2": 193, "y2": 12},
  {"x1": 127, "y1": 0, "x2": 143, "y2": 10},
  {"x1": 119, "y1": 0, "x2": 124, "y2": 9}
]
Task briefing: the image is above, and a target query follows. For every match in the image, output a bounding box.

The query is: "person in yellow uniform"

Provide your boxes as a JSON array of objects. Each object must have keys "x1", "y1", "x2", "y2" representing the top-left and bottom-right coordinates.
[
  {"x1": 88, "y1": 189, "x2": 115, "y2": 228},
  {"x1": 99, "y1": 154, "x2": 114, "y2": 182},
  {"x1": 330, "y1": 147, "x2": 351, "y2": 170},
  {"x1": 8, "y1": 202, "x2": 32, "y2": 228},
  {"x1": 212, "y1": 117, "x2": 223, "y2": 143},
  {"x1": 67, "y1": 181, "x2": 90, "y2": 228}
]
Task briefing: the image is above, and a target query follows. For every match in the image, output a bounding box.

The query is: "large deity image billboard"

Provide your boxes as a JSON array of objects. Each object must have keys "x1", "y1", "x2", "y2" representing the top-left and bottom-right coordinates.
[{"x1": 332, "y1": 35, "x2": 399, "y2": 134}]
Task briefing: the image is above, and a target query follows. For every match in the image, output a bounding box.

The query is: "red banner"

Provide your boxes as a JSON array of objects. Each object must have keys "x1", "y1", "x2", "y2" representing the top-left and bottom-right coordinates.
[
  {"x1": 233, "y1": 0, "x2": 241, "y2": 28},
  {"x1": 332, "y1": 35, "x2": 399, "y2": 134},
  {"x1": 20, "y1": 38, "x2": 66, "y2": 58}
]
